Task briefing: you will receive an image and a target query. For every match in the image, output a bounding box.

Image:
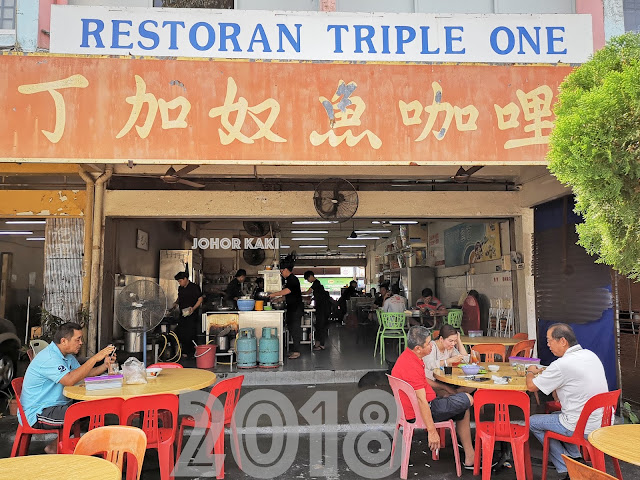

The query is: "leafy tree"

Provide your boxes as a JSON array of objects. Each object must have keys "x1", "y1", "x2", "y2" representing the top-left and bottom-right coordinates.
[{"x1": 548, "y1": 33, "x2": 640, "y2": 279}]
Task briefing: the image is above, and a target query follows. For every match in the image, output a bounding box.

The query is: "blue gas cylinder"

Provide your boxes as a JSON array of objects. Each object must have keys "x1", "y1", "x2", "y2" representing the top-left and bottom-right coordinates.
[
  {"x1": 258, "y1": 327, "x2": 279, "y2": 367},
  {"x1": 237, "y1": 327, "x2": 257, "y2": 368}
]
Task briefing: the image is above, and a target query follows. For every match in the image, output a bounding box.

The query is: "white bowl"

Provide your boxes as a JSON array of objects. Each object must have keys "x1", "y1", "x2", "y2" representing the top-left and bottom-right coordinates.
[
  {"x1": 488, "y1": 365, "x2": 500, "y2": 372},
  {"x1": 146, "y1": 367, "x2": 162, "y2": 378}
]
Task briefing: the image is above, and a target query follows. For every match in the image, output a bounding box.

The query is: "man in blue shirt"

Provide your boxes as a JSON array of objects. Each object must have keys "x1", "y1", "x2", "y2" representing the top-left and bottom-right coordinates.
[{"x1": 21, "y1": 322, "x2": 115, "y2": 453}]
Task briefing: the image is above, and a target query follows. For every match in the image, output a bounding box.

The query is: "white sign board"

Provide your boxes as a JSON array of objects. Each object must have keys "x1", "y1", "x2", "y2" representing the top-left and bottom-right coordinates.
[{"x1": 50, "y1": 6, "x2": 593, "y2": 64}]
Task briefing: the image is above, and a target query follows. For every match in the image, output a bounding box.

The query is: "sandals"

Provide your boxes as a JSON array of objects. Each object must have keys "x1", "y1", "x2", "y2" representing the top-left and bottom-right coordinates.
[
  {"x1": 313, "y1": 345, "x2": 325, "y2": 351},
  {"x1": 288, "y1": 352, "x2": 301, "y2": 359}
]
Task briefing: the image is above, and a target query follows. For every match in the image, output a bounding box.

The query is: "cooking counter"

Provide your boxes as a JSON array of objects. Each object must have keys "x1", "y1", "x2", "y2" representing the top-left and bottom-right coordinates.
[{"x1": 203, "y1": 310, "x2": 285, "y2": 364}]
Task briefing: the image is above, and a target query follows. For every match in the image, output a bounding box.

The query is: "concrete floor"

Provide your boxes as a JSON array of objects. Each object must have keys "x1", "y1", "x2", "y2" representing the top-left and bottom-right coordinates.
[{"x1": 2, "y1": 323, "x2": 639, "y2": 479}]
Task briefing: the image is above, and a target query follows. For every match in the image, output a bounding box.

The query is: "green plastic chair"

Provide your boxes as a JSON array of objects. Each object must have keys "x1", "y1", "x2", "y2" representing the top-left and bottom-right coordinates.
[
  {"x1": 378, "y1": 312, "x2": 407, "y2": 365},
  {"x1": 445, "y1": 309, "x2": 464, "y2": 334}
]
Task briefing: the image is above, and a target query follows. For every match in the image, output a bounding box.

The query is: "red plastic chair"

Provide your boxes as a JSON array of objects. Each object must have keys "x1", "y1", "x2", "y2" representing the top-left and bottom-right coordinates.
[
  {"x1": 473, "y1": 389, "x2": 532, "y2": 480},
  {"x1": 511, "y1": 340, "x2": 536, "y2": 358},
  {"x1": 58, "y1": 397, "x2": 124, "y2": 454},
  {"x1": 10, "y1": 377, "x2": 62, "y2": 457},
  {"x1": 387, "y1": 374, "x2": 462, "y2": 479},
  {"x1": 544, "y1": 400, "x2": 562, "y2": 414},
  {"x1": 541, "y1": 390, "x2": 622, "y2": 480},
  {"x1": 122, "y1": 393, "x2": 179, "y2": 480},
  {"x1": 177, "y1": 375, "x2": 244, "y2": 479},
  {"x1": 471, "y1": 343, "x2": 507, "y2": 362},
  {"x1": 148, "y1": 363, "x2": 183, "y2": 369}
]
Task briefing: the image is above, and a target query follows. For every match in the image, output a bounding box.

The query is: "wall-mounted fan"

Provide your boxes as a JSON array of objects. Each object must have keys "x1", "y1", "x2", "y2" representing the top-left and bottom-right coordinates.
[
  {"x1": 243, "y1": 221, "x2": 271, "y2": 237},
  {"x1": 116, "y1": 280, "x2": 167, "y2": 365},
  {"x1": 243, "y1": 248, "x2": 266, "y2": 266},
  {"x1": 313, "y1": 178, "x2": 359, "y2": 223}
]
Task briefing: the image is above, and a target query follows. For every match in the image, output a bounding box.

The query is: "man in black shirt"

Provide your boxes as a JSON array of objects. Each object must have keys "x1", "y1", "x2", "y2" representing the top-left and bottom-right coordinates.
[
  {"x1": 225, "y1": 269, "x2": 246, "y2": 308},
  {"x1": 338, "y1": 280, "x2": 359, "y2": 321},
  {"x1": 304, "y1": 270, "x2": 330, "y2": 350},
  {"x1": 374, "y1": 282, "x2": 390, "y2": 308},
  {"x1": 270, "y1": 261, "x2": 303, "y2": 359},
  {"x1": 173, "y1": 271, "x2": 204, "y2": 358}
]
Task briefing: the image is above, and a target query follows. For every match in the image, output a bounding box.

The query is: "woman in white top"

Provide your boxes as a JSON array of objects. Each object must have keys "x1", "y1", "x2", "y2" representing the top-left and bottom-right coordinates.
[{"x1": 424, "y1": 325, "x2": 475, "y2": 397}]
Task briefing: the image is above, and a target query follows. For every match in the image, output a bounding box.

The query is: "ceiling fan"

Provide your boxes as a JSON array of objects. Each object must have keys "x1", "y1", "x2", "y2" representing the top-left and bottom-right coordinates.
[
  {"x1": 159, "y1": 165, "x2": 205, "y2": 188},
  {"x1": 451, "y1": 166, "x2": 491, "y2": 183}
]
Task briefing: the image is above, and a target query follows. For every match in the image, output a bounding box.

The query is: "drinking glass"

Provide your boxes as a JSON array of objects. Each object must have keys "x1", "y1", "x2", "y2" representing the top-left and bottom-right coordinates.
[{"x1": 108, "y1": 361, "x2": 119, "y2": 375}]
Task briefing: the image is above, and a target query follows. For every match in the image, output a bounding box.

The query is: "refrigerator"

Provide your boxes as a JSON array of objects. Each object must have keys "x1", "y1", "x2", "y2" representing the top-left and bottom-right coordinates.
[
  {"x1": 399, "y1": 266, "x2": 435, "y2": 308},
  {"x1": 159, "y1": 250, "x2": 203, "y2": 306}
]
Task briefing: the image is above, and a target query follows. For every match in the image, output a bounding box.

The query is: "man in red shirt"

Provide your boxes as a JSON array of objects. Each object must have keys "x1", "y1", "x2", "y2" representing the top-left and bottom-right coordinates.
[{"x1": 391, "y1": 326, "x2": 476, "y2": 469}]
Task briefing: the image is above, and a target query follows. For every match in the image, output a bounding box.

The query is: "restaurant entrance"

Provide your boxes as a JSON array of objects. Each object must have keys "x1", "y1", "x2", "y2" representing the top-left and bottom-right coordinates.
[{"x1": 98, "y1": 214, "x2": 524, "y2": 375}]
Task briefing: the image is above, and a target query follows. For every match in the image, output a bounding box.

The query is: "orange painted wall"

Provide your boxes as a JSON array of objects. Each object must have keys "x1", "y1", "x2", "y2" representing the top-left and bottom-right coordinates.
[
  {"x1": 2, "y1": 54, "x2": 573, "y2": 165},
  {"x1": 0, "y1": 190, "x2": 85, "y2": 216}
]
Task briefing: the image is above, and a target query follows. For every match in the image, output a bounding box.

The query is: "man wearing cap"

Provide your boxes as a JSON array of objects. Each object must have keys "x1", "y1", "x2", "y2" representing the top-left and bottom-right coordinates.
[
  {"x1": 173, "y1": 271, "x2": 204, "y2": 358},
  {"x1": 270, "y1": 260, "x2": 303, "y2": 359}
]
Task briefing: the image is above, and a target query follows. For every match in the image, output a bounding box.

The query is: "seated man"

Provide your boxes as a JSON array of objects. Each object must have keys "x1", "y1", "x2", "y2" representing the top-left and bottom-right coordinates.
[
  {"x1": 383, "y1": 284, "x2": 407, "y2": 313},
  {"x1": 374, "y1": 283, "x2": 390, "y2": 308},
  {"x1": 526, "y1": 323, "x2": 608, "y2": 480},
  {"x1": 391, "y1": 326, "x2": 476, "y2": 469},
  {"x1": 20, "y1": 322, "x2": 115, "y2": 453},
  {"x1": 416, "y1": 288, "x2": 447, "y2": 318}
]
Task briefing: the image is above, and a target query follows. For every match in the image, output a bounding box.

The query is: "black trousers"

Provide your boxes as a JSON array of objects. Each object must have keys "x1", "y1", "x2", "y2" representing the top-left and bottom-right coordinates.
[
  {"x1": 286, "y1": 305, "x2": 303, "y2": 353},
  {"x1": 314, "y1": 308, "x2": 329, "y2": 346},
  {"x1": 176, "y1": 312, "x2": 199, "y2": 356}
]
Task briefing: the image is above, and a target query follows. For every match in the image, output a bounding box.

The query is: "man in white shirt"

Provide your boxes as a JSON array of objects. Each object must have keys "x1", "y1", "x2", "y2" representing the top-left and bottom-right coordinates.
[
  {"x1": 383, "y1": 284, "x2": 407, "y2": 313},
  {"x1": 525, "y1": 323, "x2": 608, "y2": 479}
]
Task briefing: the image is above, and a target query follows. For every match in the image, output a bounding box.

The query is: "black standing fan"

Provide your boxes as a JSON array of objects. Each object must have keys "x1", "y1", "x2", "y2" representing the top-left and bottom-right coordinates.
[
  {"x1": 244, "y1": 248, "x2": 266, "y2": 266},
  {"x1": 313, "y1": 178, "x2": 359, "y2": 223}
]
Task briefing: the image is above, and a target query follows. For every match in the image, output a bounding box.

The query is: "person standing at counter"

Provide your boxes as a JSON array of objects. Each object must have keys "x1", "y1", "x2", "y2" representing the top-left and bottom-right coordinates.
[
  {"x1": 304, "y1": 270, "x2": 330, "y2": 351},
  {"x1": 173, "y1": 271, "x2": 204, "y2": 358},
  {"x1": 270, "y1": 260, "x2": 303, "y2": 360},
  {"x1": 252, "y1": 277, "x2": 265, "y2": 300},
  {"x1": 225, "y1": 269, "x2": 246, "y2": 307}
]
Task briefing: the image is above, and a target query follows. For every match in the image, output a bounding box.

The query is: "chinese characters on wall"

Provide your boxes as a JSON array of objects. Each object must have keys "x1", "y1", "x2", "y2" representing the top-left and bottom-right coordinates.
[
  {"x1": 4, "y1": 55, "x2": 572, "y2": 162},
  {"x1": 18, "y1": 75, "x2": 554, "y2": 150}
]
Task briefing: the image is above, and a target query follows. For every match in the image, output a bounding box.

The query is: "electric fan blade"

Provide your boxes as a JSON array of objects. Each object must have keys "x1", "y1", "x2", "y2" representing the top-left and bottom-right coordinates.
[
  {"x1": 178, "y1": 179, "x2": 206, "y2": 188},
  {"x1": 175, "y1": 165, "x2": 200, "y2": 176},
  {"x1": 163, "y1": 166, "x2": 177, "y2": 177},
  {"x1": 465, "y1": 166, "x2": 484, "y2": 176},
  {"x1": 453, "y1": 165, "x2": 484, "y2": 182}
]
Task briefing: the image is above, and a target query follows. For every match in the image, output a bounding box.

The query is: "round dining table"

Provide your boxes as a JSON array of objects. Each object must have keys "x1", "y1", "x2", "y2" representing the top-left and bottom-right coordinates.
[
  {"x1": 433, "y1": 362, "x2": 529, "y2": 391},
  {"x1": 588, "y1": 424, "x2": 640, "y2": 466},
  {"x1": 460, "y1": 336, "x2": 522, "y2": 347},
  {"x1": 64, "y1": 367, "x2": 217, "y2": 400},
  {"x1": 0, "y1": 454, "x2": 121, "y2": 480}
]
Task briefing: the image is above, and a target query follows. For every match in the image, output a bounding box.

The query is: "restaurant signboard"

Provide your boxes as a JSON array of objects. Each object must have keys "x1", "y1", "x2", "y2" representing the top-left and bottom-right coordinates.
[
  {"x1": 2, "y1": 53, "x2": 573, "y2": 165},
  {"x1": 50, "y1": 7, "x2": 592, "y2": 64}
]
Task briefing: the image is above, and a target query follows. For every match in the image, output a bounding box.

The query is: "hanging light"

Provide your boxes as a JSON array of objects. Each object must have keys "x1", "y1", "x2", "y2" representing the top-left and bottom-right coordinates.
[{"x1": 349, "y1": 221, "x2": 357, "y2": 239}]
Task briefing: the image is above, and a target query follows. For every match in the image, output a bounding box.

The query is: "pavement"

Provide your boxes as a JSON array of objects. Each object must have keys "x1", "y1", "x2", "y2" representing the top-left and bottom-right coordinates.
[{"x1": 1, "y1": 379, "x2": 638, "y2": 480}]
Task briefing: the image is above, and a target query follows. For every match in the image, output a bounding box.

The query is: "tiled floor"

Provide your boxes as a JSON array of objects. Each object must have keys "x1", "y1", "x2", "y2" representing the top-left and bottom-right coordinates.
[{"x1": 204, "y1": 321, "x2": 389, "y2": 385}]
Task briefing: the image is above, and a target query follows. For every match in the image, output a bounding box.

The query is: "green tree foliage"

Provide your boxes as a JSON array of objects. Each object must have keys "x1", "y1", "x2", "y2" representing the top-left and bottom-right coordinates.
[{"x1": 548, "y1": 33, "x2": 640, "y2": 279}]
